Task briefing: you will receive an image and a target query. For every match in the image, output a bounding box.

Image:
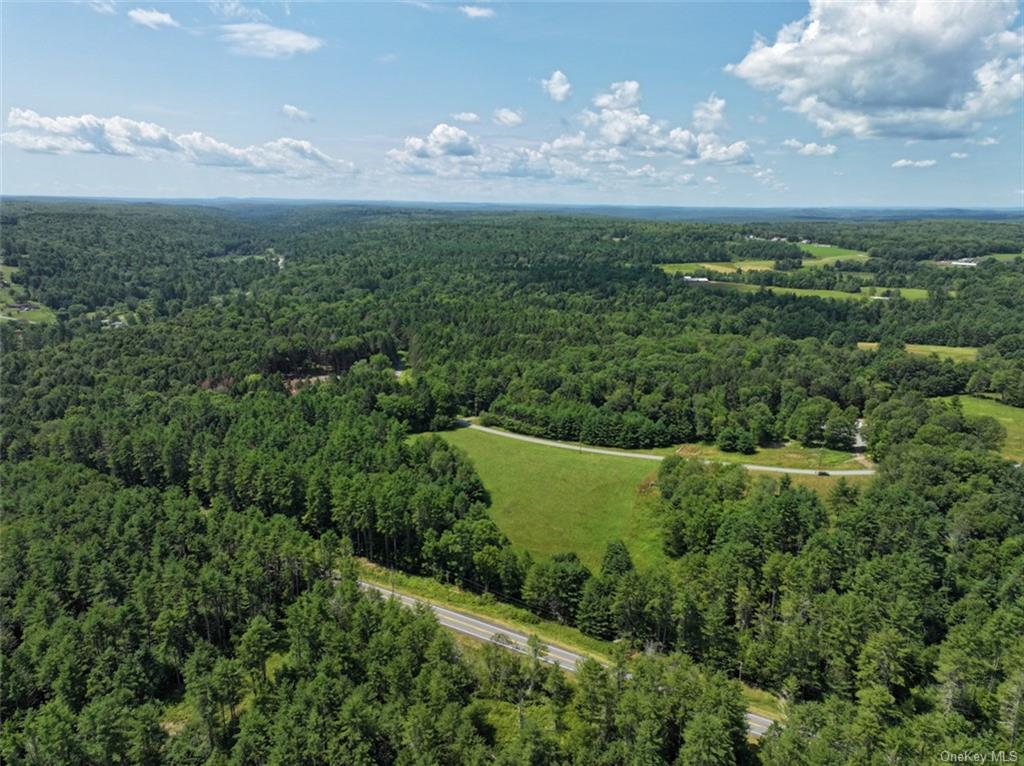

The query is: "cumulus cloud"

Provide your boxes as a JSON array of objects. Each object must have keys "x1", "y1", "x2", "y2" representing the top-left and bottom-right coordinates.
[
  {"x1": 892, "y1": 158, "x2": 937, "y2": 168},
  {"x1": 220, "y1": 23, "x2": 323, "y2": 58},
  {"x1": 89, "y1": 1, "x2": 117, "y2": 14},
  {"x1": 128, "y1": 8, "x2": 179, "y2": 28},
  {"x1": 3, "y1": 107, "x2": 353, "y2": 177},
  {"x1": 393, "y1": 123, "x2": 479, "y2": 163},
  {"x1": 493, "y1": 108, "x2": 525, "y2": 127},
  {"x1": 969, "y1": 136, "x2": 1000, "y2": 145},
  {"x1": 376, "y1": 52, "x2": 399, "y2": 64},
  {"x1": 950, "y1": 152, "x2": 969, "y2": 159},
  {"x1": 458, "y1": 5, "x2": 494, "y2": 18},
  {"x1": 387, "y1": 122, "x2": 591, "y2": 183},
  {"x1": 594, "y1": 80, "x2": 641, "y2": 111},
  {"x1": 452, "y1": 112, "x2": 480, "y2": 123},
  {"x1": 580, "y1": 82, "x2": 753, "y2": 164},
  {"x1": 281, "y1": 104, "x2": 313, "y2": 121},
  {"x1": 693, "y1": 94, "x2": 726, "y2": 132},
  {"x1": 384, "y1": 81, "x2": 760, "y2": 189},
  {"x1": 542, "y1": 70, "x2": 572, "y2": 102},
  {"x1": 727, "y1": 0, "x2": 1023, "y2": 139},
  {"x1": 208, "y1": 1, "x2": 267, "y2": 21},
  {"x1": 782, "y1": 138, "x2": 837, "y2": 156}
]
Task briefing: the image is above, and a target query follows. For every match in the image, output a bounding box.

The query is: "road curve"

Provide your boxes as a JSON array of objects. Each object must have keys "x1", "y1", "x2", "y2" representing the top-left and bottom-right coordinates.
[
  {"x1": 359, "y1": 580, "x2": 777, "y2": 738},
  {"x1": 459, "y1": 421, "x2": 876, "y2": 477}
]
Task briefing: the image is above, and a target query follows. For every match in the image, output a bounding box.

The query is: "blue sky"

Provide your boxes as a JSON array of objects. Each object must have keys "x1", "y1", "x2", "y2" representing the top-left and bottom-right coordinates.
[{"x1": 2, "y1": 1, "x2": 1022, "y2": 206}]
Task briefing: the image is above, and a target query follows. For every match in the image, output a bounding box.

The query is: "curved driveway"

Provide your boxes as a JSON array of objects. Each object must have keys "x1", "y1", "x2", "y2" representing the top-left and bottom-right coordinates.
[{"x1": 460, "y1": 421, "x2": 875, "y2": 477}]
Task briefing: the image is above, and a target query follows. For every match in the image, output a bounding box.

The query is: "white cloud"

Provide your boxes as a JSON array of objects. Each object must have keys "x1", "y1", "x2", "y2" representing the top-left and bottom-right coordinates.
[
  {"x1": 704, "y1": 175, "x2": 718, "y2": 184},
  {"x1": 581, "y1": 147, "x2": 623, "y2": 163},
  {"x1": 969, "y1": 136, "x2": 1000, "y2": 145},
  {"x1": 281, "y1": 104, "x2": 313, "y2": 121},
  {"x1": 542, "y1": 70, "x2": 572, "y2": 102},
  {"x1": 395, "y1": 123, "x2": 479, "y2": 161},
  {"x1": 220, "y1": 23, "x2": 323, "y2": 58},
  {"x1": 458, "y1": 5, "x2": 494, "y2": 19},
  {"x1": 208, "y1": 1, "x2": 266, "y2": 21},
  {"x1": 581, "y1": 81, "x2": 753, "y2": 165},
  {"x1": 541, "y1": 132, "x2": 587, "y2": 154},
  {"x1": 376, "y1": 52, "x2": 399, "y2": 64},
  {"x1": 693, "y1": 94, "x2": 726, "y2": 132},
  {"x1": 387, "y1": 123, "x2": 592, "y2": 184},
  {"x1": 782, "y1": 138, "x2": 838, "y2": 156},
  {"x1": 950, "y1": 152, "x2": 969, "y2": 159},
  {"x1": 89, "y1": 1, "x2": 117, "y2": 14},
  {"x1": 3, "y1": 107, "x2": 353, "y2": 178},
  {"x1": 128, "y1": 8, "x2": 179, "y2": 29},
  {"x1": 892, "y1": 159, "x2": 937, "y2": 168},
  {"x1": 728, "y1": 0, "x2": 1023, "y2": 140},
  {"x1": 493, "y1": 108, "x2": 525, "y2": 127},
  {"x1": 452, "y1": 112, "x2": 480, "y2": 124},
  {"x1": 594, "y1": 81, "x2": 641, "y2": 111}
]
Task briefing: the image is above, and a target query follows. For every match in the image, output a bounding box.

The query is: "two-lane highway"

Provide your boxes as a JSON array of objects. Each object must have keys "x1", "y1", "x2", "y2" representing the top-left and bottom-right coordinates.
[{"x1": 359, "y1": 580, "x2": 777, "y2": 738}]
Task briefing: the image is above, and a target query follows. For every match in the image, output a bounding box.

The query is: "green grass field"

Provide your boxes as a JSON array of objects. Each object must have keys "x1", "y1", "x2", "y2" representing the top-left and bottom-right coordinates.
[
  {"x1": 0, "y1": 265, "x2": 56, "y2": 324},
  {"x1": 799, "y1": 244, "x2": 871, "y2": 269},
  {"x1": 661, "y1": 260, "x2": 774, "y2": 274},
  {"x1": 936, "y1": 395, "x2": 1024, "y2": 462},
  {"x1": 984, "y1": 253, "x2": 1023, "y2": 262},
  {"x1": 439, "y1": 428, "x2": 664, "y2": 570},
  {"x1": 675, "y1": 441, "x2": 864, "y2": 471},
  {"x1": 438, "y1": 426, "x2": 870, "y2": 569},
  {"x1": 710, "y1": 281, "x2": 929, "y2": 301},
  {"x1": 857, "y1": 342, "x2": 979, "y2": 362},
  {"x1": 798, "y1": 244, "x2": 867, "y2": 259}
]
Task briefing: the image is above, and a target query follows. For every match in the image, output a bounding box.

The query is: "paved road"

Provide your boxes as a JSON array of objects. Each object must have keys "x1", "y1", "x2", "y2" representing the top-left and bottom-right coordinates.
[
  {"x1": 359, "y1": 580, "x2": 776, "y2": 738},
  {"x1": 460, "y1": 421, "x2": 876, "y2": 477}
]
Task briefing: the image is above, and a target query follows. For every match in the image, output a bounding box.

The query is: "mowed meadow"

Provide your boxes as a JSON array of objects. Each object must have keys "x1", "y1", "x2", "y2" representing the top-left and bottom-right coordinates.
[
  {"x1": 439, "y1": 427, "x2": 665, "y2": 570},
  {"x1": 438, "y1": 426, "x2": 874, "y2": 571}
]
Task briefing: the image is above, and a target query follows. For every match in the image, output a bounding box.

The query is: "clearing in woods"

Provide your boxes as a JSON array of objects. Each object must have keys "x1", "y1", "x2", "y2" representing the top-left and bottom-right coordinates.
[
  {"x1": 857, "y1": 342, "x2": 979, "y2": 362},
  {"x1": 437, "y1": 426, "x2": 872, "y2": 571}
]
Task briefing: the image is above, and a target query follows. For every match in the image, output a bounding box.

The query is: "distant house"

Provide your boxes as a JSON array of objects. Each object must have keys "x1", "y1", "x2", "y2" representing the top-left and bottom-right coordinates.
[{"x1": 682, "y1": 275, "x2": 710, "y2": 283}]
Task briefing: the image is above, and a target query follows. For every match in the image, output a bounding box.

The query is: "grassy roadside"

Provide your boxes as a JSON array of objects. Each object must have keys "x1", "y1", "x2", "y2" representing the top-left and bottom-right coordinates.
[
  {"x1": 358, "y1": 558, "x2": 615, "y2": 662},
  {"x1": 357, "y1": 559, "x2": 785, "y2": 722}
]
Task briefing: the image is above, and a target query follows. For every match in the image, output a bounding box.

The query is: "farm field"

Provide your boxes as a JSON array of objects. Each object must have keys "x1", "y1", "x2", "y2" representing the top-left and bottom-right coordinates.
[
  {"x1": 709, "y1": 281, "x2": 929, "y2": 301},
  {"x1": 935, "y1": 395, "x2": 1024, "y2": 462},
  {"x1": 438, "y1": 427, "x2": 664, "y2": 570},
  {"x1": 857, "y1": 341, "x2": 979, "y2": 362},
  {"x1": 660, "y1": 260, "x2": 773, "y2": 274},
  {"x1": 799, "y1": 244, "x2": 871, "y2": 268},
  {"x1": 798, "y1": 244, "x2": 868, "y2": 259}
]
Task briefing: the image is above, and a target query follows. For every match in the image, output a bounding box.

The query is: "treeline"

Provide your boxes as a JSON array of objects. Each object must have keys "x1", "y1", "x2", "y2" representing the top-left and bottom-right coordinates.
[{"x1": 739, "y1": 219, "x2": 1024, "y2": 261}]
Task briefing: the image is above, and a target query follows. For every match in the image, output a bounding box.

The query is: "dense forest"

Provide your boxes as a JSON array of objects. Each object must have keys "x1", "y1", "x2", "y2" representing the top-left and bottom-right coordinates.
[{"x1": 2, "y1": 201, "x2": 1022, "y2": 764}]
